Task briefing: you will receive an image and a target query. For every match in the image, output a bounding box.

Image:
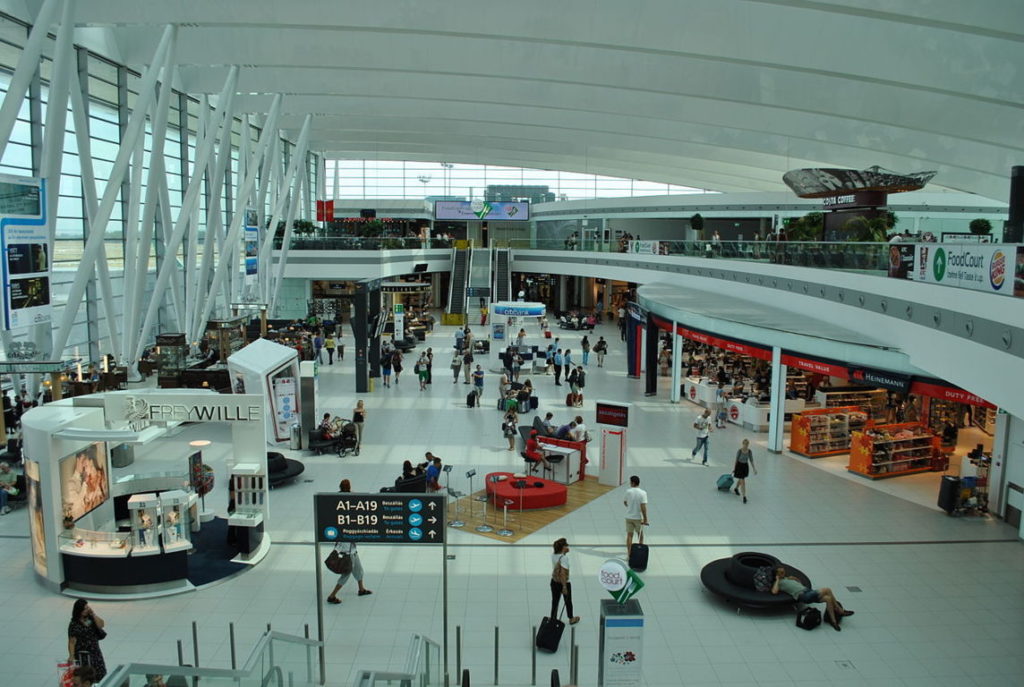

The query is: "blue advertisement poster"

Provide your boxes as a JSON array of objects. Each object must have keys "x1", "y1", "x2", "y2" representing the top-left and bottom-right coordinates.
[{"x1": 0, "y1": 175, "x2": 49, "y2": 330}]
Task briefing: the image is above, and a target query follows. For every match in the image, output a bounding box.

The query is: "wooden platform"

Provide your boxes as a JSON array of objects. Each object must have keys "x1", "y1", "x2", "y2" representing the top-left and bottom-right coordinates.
[{"x1": 446, "y1": 476, "x2": 615, "y2": 543}]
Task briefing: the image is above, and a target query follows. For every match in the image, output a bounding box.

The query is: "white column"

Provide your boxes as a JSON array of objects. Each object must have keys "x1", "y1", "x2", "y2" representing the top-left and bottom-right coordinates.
[
  {"x1": 670, "y1": 321, "x2": 681, "y2": 403},
  {"x1": 52, "y1": 25, "x2": 174, "y2": 359},
  {"x1": 767, "y1": 346, "x2": 786, "y2": 453}
]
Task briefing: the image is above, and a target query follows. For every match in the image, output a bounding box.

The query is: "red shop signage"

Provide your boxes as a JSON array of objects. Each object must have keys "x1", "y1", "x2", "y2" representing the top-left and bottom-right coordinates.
[
  {"x1": 780, "y1": 353, "x2": 850, "y2": 380},
  {"x1": 909, "y1": 380, "x2": 995, "y2": 409},
  {"x1": 650, "y1": 314, "x2": 771, "y2": 361}
]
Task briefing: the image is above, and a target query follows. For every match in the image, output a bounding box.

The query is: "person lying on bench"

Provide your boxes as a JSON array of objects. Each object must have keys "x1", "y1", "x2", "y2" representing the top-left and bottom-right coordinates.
[{"x1": 771, "y1": 566, "x2": 854, "y2": 631}]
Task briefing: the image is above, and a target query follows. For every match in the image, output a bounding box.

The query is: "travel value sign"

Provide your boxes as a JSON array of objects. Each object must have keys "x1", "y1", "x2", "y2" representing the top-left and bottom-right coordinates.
[{"x1": 314, "y1": 493, "x2": 446, "y2": 544}]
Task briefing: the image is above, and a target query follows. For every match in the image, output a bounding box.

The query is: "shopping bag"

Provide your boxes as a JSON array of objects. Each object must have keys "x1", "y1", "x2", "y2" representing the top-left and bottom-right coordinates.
[{"x1": 58, "y1": 661, "x2": 76, "y2": 687}]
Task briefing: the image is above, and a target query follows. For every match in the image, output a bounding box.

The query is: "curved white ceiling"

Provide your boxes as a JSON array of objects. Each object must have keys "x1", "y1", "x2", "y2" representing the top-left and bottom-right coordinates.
[{"x1": 22, "y1": 0, "x2": 1024, "y2": 200}]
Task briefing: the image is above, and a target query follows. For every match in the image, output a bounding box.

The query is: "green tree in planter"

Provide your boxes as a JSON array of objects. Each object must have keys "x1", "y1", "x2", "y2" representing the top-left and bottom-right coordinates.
[
  {"x1": 969, "y1": 218, "x2": 992, "y2": 235},
  {"x1": 689, "y1": 213, "x2": 704, "y2": 237},
  {"x1": 785, "y1": 212, "x2": 824, "y2": 241}
]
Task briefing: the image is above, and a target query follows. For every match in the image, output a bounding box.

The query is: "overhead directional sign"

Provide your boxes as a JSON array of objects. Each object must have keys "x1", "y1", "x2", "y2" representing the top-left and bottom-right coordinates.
[{"x1": 314, "y1": 493, "x2": 446, "y2": 544}]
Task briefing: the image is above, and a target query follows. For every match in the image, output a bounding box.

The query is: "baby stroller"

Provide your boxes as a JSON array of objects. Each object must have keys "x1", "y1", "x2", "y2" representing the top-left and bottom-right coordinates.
[{"x1": 333, "y1": 418, "x2": 360, "y2": 456}]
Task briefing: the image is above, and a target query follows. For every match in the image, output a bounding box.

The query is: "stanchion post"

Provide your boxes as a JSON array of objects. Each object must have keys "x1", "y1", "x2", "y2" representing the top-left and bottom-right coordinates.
[
  {"x1": 229, "y1": 622, "x2": 237, "y2": 669},
  {"x1": 493, "y1": 626, "x2": 499, "y2": 685},
  {"x1": 456, "y1": 625, "x2": 462, "y2": 678},
  {"x1": 571, "y1": 645, "x2": 579, "y2": 685},
  {"x1": 531, "y1": 625, "x2": 537, "y2": 685},
  {"x1": 176, "y1": 640, "x2": 184, "y2": 667}
]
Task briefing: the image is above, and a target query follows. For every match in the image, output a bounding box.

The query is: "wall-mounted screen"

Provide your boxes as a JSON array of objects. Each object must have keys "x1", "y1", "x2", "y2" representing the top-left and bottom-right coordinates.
[
  {"x1": 58, "y1": 442, "x2": 109, "y2": 522},
  {"x1": 434, "y1": 201, "x2": 529, "y2": 221}
]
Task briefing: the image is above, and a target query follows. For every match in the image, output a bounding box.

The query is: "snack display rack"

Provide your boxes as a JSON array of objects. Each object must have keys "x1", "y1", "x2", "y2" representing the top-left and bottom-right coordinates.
[
  {"x1": 789, "y1": 405, "x2": 867, "y2": 457},
  {"x1": 848, "y1": 422, "x2": 940, "y2": 479}
]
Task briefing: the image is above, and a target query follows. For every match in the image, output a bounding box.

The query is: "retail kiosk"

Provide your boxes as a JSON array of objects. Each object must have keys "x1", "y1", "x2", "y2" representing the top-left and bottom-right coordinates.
[{"x1": 22, "y1": 388, "x2": 270, "y2": 596}]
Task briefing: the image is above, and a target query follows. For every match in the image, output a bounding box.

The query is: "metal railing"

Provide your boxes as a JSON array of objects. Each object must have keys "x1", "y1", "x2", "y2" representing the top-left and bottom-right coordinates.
[
  {"x1": 275, "y1": 236, "x2": 455, "y2": 251},
  {"x1": 507, "y1": 238, "x2": 894, "y2": 273},
  {"x1": 98, "y1": 629, "x2": 321, "y2": 687},
  {"x1": 353, "y1": 633, "x2": 442, "y2": 687}
]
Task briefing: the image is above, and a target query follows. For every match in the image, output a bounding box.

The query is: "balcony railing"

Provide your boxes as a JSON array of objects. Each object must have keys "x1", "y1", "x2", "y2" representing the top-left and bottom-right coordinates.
[
  {"x1": 508, "y1": 238, "x2": 893, "y2": 273},
  {"x1": 274, "y1": 236, "x2": 454, "y2": 251}
]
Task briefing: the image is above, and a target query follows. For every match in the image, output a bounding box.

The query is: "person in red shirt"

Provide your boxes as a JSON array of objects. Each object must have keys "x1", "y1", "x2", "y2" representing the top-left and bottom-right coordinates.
[{"x1": 521, "y1": 430, "x2": 551, "y2": 473}]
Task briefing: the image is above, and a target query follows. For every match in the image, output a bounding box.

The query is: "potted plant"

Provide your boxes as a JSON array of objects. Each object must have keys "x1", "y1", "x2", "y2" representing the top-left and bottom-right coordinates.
[{"x1": 969, "y1": 218, "x2": 992, "y2": 236}]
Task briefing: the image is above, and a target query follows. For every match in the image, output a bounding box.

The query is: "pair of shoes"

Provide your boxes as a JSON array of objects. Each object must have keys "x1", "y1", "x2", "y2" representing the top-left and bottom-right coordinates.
[
  {"x1": 358, "y1": 589, "x2": 373, "y2": 596},
  {"x1": 702, "y1": 461, "x2": 708, "y2": 466},
  {"x1": 826, "y1": 615, "x2": 841, "y2": 631},
  {"x1": 0, "y1": 506, "x2": 10, "y2": 515},
  {"x1": 463, "y1": 381, "x2": 470, "y2": 384},
  {"x1": 555, "y1": 382, "x2": 561, "y2": 386},
  {"x1": 732, "y1": 488, "x2": 739, "y2": 495},
  {"x1": 326, "y1": 597, "x2": 341, "y2": 604},
  {"x1": 742, "y1": 496, "x2": 747, "y2": 504},
  {"x1": 569, "y1": 616, "x2": 581, "y2": 625},
  {"x1": 841, "y1": 609, "x2": 855, "y2": 617}
]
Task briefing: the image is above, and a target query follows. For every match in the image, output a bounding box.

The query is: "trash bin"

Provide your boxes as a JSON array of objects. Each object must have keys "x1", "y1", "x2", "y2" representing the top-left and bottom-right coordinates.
[
  {"x1": 290, "y1": 424, "x2": 302, "y2": 450},
  {"x1": 938, "y1": 475, "x2": 960, "y2": 514}
]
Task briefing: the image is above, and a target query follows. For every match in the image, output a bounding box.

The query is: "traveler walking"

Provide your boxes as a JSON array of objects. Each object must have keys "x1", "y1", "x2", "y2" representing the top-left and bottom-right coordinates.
[
  {"x1": 594, "y1": 337, "x2": 608, "y2": 367},
  {"x1": 392, "y1": 350, "x2": 404, "y2": 385},
  {"x1": 352, "y1": 400, "x2": 366, "y2": 451},
  {"x1": 502, "y1": 411, "x2": 518, "y2": 451},
  {"x1": 324, "y1": 334, "x2": 336, "y2": 365},
  {"x1": 380, "y1": 348, "x2": 393, "y2": 388},
  {"x1": 581, "y1": 336, "x2": 591, "y2": 366},
  {"x1": 549, "y1": 538, "x2": 581, "y2": 624},
  {"x1": 553, "y1": 349, "x2": 564, "y2": 386},
  {"x1": 462, "y1": 348, "x2": 474, "y2": 384},
  {"x1": 326, "y1": 480, "x2": 373, "y2": 603},
  {"x1": 732, "y1": 439, "x2": 757, "y2": 504},
  {"x1": 472, "y1": 364, "x2": 485, "y2": 401},
  {"x1": 623, "y1": 475, "x2": 649, "y2": 556},
  {"x1": 451, "y1": 350, "x2": 462, "y2": 383},
  {"x1": 691, "y1": 409, "x2": 713, "y2": 465}
]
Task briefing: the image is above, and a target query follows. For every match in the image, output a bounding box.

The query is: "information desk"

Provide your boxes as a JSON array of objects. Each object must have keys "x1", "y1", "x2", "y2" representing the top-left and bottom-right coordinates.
[
  {"x1": 538, "y1": 443, "x2": 582, "y2": 485},
  {"x1": 724, "y1": 396, "x2": 815, "y2": 432}
]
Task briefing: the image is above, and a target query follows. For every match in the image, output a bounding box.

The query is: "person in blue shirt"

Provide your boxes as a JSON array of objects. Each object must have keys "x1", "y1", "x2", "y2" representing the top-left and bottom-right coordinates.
[
  {"x1": 553, "y1": 349, "x2": 564, "y2": 386},
  {"x1": 472, "y1": 364, "x2": 485, "y2": 400},
  {"x1": 424, "y1": 454, "x2": 442, "y2": 491}
]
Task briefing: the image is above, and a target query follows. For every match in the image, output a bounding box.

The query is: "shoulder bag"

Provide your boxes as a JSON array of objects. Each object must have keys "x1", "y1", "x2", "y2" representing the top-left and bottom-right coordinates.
[{"x1": 325, "y1": 549, "x2": 354, "y2": 575}]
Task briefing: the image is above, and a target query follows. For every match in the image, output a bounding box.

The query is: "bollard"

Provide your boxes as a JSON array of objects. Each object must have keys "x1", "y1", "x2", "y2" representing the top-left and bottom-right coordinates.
[
  {"x1": 176, "y1": 640, "x2": 184, "y2": 667},
  {"x1": 456, "y1": 625, "x2": 462, "y2": 678},
  {"x1": 571, "y1": 644, "x2": 579, "y2": 685},
  {"x1": 229, "y1": 622, "x2": 237, "y2": 669}
]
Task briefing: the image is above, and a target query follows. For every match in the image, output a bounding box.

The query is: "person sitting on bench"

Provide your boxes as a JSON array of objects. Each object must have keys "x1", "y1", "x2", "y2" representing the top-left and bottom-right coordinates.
[{"x1": 771, "y1": 566, "x2": 854, "y2": 631}]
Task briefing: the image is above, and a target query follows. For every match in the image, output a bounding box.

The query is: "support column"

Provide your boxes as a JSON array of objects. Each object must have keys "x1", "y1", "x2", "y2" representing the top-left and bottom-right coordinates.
[
  {"x1": 644, "y1": 315, "x2": 658, "y2": 396},
  {"x1": 49, "y1": 372, "x2": 63, "y2": 401},
  {"x1": 767, "y1": 346, "x2": 785, "y2": 453},
  {"x1": 670, "y1": 321, "x2": 681, "y2": 403}
]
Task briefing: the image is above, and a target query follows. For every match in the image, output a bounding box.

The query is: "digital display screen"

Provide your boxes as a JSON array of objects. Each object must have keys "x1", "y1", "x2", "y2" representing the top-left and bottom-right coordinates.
[{"x1": 0, "y1": 180, "x2": 41, "y2": 216}]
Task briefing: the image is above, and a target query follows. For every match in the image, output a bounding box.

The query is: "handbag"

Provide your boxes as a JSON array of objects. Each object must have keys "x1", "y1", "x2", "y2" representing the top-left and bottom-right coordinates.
[
  {"x1": 325, "y1": 549, "x2": 353, "y2": 575},
  {"x1": 95, "y1": 627, "x2": 107, "y2": 640}
]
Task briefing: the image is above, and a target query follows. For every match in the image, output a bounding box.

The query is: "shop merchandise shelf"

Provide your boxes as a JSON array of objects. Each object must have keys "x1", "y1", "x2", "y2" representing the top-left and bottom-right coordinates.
[
  {"x1": 816, "y1": 387, "x2": 887, "y2": 422},
  {"x1": 789, "y1": 405, "x2": 864, "y2": 458},
  {"x1": 848, "y1": 422, "x2": 940, "y2": 480}
]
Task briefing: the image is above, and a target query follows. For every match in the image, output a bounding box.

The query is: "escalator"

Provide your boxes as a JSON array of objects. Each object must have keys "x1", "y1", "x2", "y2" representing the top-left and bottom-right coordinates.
[
  {"x1": 446, "y1": 247, "x2": 469, "y2": 323},
  {"x1": 494, "y1": 248, "x2": 511, "y2": 302}
]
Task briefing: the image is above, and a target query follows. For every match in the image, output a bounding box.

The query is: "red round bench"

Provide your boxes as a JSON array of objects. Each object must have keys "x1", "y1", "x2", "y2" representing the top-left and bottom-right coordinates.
[{"x1": 485, "y1": 472, "x2": 568, "y2": 510}]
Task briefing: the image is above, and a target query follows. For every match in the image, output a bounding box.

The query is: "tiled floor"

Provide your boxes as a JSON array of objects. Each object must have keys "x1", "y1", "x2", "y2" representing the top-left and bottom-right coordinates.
[{"x1": 2, "y1": 318, "x2": 1022, "y2": 686}]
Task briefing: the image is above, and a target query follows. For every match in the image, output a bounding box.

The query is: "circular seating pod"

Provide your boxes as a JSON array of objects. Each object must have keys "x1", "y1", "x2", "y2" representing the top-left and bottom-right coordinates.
[
  {"x1": 485, "y1": 471, "x2": 567, "y2": 510},
  {"x1": 701, "y1": 552, "x2": 811, "y2": 609}
]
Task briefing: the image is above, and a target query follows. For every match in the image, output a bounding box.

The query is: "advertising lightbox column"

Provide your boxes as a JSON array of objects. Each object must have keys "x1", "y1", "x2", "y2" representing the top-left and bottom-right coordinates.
[{"x1": 0, "y1": 175, "x2": 50, "y2": 329}]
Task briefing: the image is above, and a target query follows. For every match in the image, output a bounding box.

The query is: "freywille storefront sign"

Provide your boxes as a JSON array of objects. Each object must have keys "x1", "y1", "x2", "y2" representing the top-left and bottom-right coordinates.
[{"x1": 106, "y1": 392, "x2": 264, "y2": 427}]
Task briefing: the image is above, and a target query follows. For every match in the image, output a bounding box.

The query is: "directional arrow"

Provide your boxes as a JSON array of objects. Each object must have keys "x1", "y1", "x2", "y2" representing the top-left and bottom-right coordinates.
[
  {"x1": 427, "y1": 501, "x2": 438, "y2": 510},
  {"x1": 427, "y1": 516, "x2": 438, "y2": 524},
  {"x1": 428, "y1": 530, "x2": 437, "y2": 539}
]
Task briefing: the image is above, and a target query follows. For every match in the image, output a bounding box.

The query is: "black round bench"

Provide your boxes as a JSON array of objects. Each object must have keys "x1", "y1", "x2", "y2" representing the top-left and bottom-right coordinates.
[{"x1": 700, "y1": 552, "x2": 811, "y2": 609}]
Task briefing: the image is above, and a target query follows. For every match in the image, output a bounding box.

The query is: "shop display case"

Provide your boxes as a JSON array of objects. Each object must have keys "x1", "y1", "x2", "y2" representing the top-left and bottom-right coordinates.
[
  {"x1": 155, "y1": 333, "x2": 188, "y2": 388},
  {"x1": 59, "y1": 528, "x2": 131, "y2": 558},
  {"x1": 789, "y1": 406, "x2": 867, "y2": 457},
  {"x1": 228, "y1": 463, "x2": 266, "y2": 555},
  {"x1": 127, "y1": 492, "x2": 161, "y2": 555},
  {"x1": 972, "y1": 405, "x2": 997, "y2": 435},
  {"x1": 159, "y1": 489, "x2": 194, "y2": 553},
  {"x1": 816, "y1": 386, "x2": 887, "y2": 422},
  {"x1": 848, "y1": 422, "x2": 940, "y2": 479},
  {"x1": 205, "y1": 316, "x2": 248, "y2": 362},
  {"x1": 927, "y1": 398, "x2": 964, "y2": 447}
]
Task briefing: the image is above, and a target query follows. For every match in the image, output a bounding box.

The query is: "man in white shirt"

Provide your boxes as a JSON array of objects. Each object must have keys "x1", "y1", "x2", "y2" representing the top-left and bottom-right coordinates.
[
  {"x1": 570, "y1": 416, "x2": 587, "y2": 442},
  {"x1": 623, "y1": 475, "x2": 649, "y2": 556},
  {"x1": 691, "y1": 408, "x2": 713, "y2": 465}
]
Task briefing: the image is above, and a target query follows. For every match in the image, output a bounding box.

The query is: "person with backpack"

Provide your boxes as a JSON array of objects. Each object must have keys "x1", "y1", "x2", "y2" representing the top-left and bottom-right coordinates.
[
  {"x1": 392, "y1": 349, "x2": 404, "y2": 385},
  {"x1": 593, "y1": 337, "x2": 608, "y2": 367},
  {"x1": 568, "y1": 365, "x2": 585, "y2": 406},
  {"x1": 380, "y1": 348, "x2": 393, "y2": 388}
]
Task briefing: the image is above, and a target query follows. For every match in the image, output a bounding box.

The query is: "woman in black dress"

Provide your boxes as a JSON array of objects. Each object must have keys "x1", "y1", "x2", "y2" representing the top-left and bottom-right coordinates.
[
  {"x1": 732, "y1": 439, "x2": 757, "y2": 504},
  {"x1": 67, "y1": 598, "x2": 106, "y2": 680}
]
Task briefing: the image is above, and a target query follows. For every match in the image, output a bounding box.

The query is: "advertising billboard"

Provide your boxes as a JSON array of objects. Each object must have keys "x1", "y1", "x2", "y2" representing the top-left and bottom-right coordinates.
[
  {"x1": 0, "y1": 175, "x2": 50, "y2": 329},
  {"x1": 911, "y1": 244, "x2": 1015, "y2": 296},
  {"x1": 434, "y1": 200, "x2": 529, "y2": 221}
]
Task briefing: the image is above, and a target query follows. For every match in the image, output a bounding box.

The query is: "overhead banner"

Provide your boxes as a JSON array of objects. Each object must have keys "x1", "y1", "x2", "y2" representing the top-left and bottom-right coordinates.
[
  {"x1": 911, "y1": 243, "x2": 1014, "y2": 296},
  {"x1": 780, "y1": 352, "x2": 851, "y2": 379},
  {"x1": 242, "y1": 209, "x2": 259, "y2": 300},
  {"x1": 650, "y1": 314, "x2": 772, "y2": 361},
  {"x1": 628, "y1": 240, "x2": 660, "y2": 254},
  {"x1": 434, "y1": 200, "x2": 529, "y2": 221},
  {"x1": 0, "y1": 175, "x2": 49, "y2": 329}
]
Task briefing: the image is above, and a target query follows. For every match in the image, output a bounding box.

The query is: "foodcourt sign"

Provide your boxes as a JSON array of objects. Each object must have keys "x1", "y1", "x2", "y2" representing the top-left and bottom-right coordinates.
[{"x1": 912, "y1": 244, "x2": 1015, "y2": 296}]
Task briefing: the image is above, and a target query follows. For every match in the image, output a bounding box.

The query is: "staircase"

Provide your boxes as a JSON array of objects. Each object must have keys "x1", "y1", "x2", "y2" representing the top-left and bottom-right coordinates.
[
  {"x1": 447, "y1": 247, "x2": 469, "y2": 321},
  {"x1": 494, "y1": 248, "x2": 511, "y2": 302}
]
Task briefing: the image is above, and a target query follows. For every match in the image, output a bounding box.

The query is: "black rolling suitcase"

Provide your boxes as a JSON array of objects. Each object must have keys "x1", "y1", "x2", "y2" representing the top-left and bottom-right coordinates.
[
  {"x1": 536, "y1": 609, "x2": 565, "y2": 653},
  {"x1": 629, "y1": 543, "x2": 649, "y2": 572},
  {"x1": 467, "y1": 391, "x2": 477, "y2": 408}
]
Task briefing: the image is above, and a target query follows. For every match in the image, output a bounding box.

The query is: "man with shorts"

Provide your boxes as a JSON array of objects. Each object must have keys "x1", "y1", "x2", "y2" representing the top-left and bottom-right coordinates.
[
  {"x1": 623, "y1": 475, "x2": 649, "y2": 556},
  {"x1": 772, "y1": 566, "x2": 854, "y2": 631}
]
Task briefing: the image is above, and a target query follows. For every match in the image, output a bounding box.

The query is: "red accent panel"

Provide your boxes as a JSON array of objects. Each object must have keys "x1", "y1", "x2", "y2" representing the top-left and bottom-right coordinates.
[
  {"x1": 780, "y1": 354, "x2": 850, "y2": 380},
  {"x1": 909, "y1": 381, "x2": 995, "y2": 408}
]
